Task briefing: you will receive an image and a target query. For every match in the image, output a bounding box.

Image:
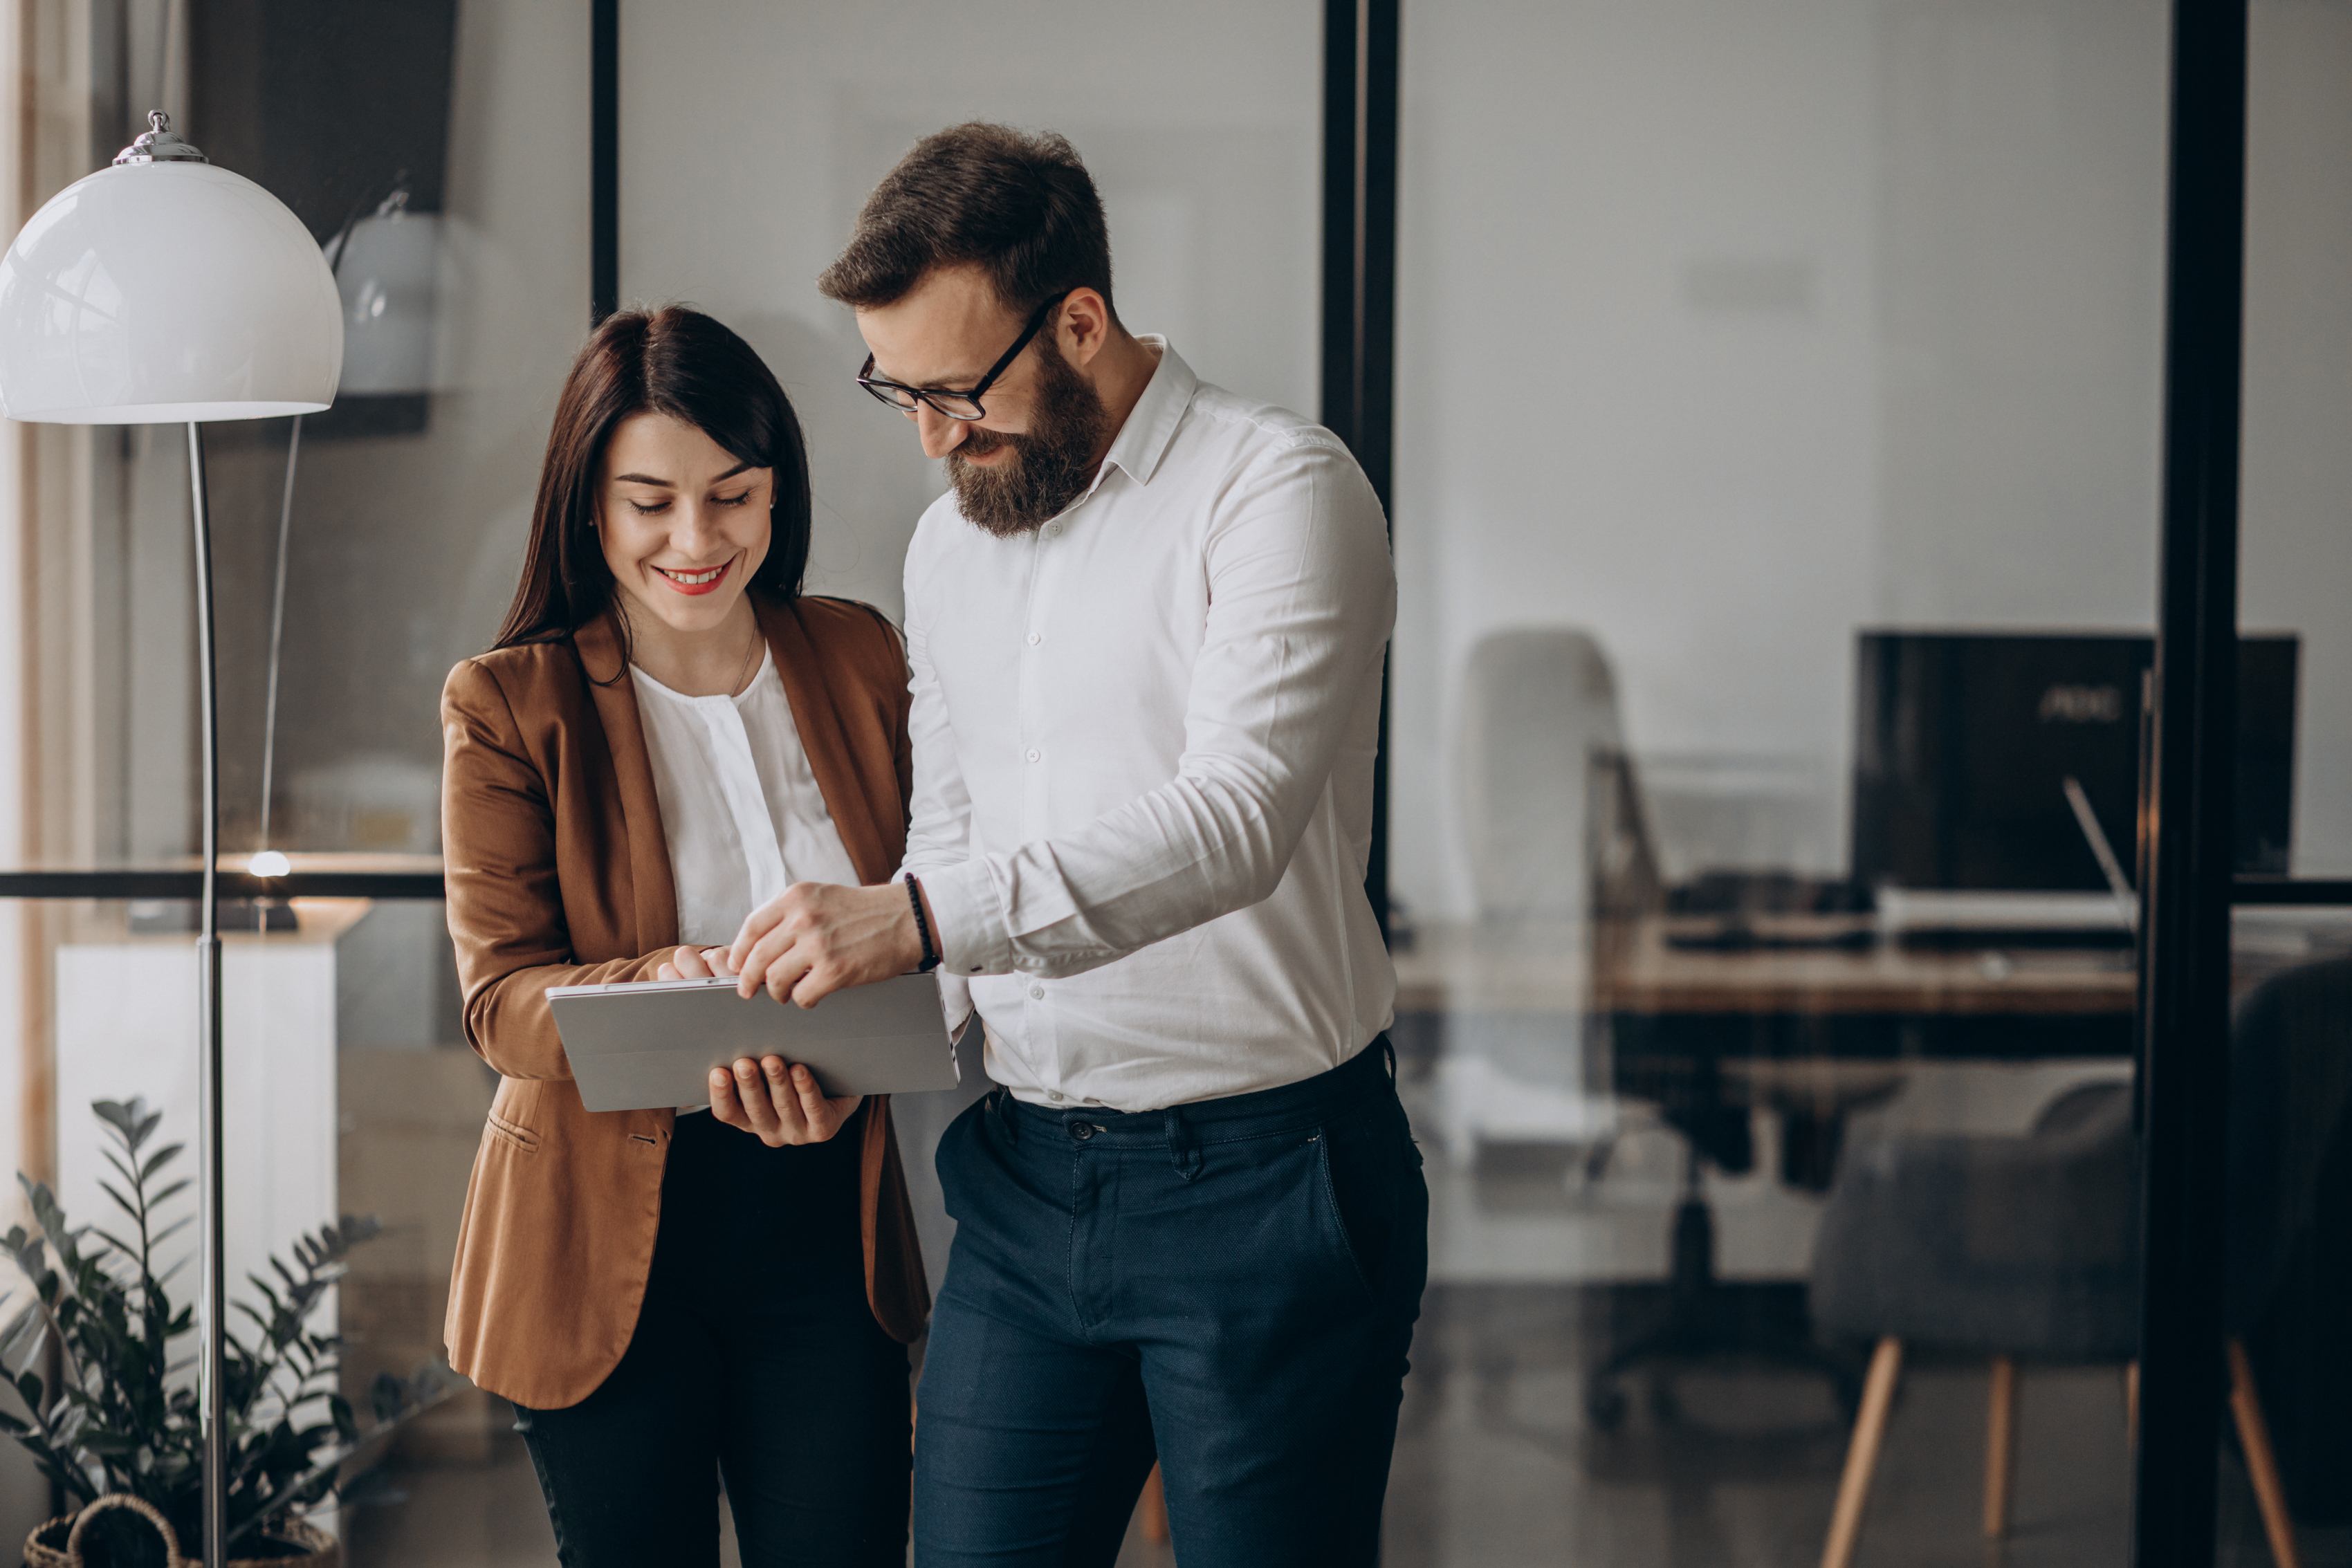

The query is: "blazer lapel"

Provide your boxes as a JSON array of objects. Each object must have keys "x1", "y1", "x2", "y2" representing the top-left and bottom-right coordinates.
[
  {"x1": 573, "y1": 612, "x2": 680, "y2": 952},
  {"x1": 757, "y1": 595, "x2": 892, "y2": 885}
]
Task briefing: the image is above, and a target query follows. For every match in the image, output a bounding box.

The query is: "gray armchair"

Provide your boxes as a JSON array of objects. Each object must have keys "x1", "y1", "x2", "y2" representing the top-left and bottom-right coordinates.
[
  {"x1": 1809, "y1": 954, "x2": 2352, "y2": 1568},
  {"x1": 1810, "y1": 1078, "x2": 2140, "y2": 1363},
  {"x1": 1807, "y1": 1078, "x2": 2141, "y2": 1568}
]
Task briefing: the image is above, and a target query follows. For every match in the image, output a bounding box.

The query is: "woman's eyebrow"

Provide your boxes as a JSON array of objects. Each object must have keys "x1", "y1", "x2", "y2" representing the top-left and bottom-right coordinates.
[{"x1": 612, "y1": 460, "x2": 754, "y2": 487}]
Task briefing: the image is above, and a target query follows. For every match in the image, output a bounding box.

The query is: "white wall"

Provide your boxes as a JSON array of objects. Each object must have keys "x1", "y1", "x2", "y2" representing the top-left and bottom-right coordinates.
[
  {"x1": 2243, "y1": 0, "x2": 2352, "y2": 878},
  {"x1": 1384, "y1": 0, "x2": 2352, "y2": 922},
  {"x1": 616, "y1": 0, "x2": 1323, "y2": 620},
  {"x1": 1393, "y1": 0, "x2": 1886, "y2": 919}
]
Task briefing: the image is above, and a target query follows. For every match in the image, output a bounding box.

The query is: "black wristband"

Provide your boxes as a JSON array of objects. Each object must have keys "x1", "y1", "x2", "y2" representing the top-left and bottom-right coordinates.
[{"x1": 904, "y1": 874, "x2": 942, "y2": 974}]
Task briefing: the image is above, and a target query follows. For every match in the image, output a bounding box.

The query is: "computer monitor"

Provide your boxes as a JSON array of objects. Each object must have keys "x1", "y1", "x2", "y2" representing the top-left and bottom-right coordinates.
[{"x1": 1850, "y1": 631, "x2": 2299, "y2": 892}]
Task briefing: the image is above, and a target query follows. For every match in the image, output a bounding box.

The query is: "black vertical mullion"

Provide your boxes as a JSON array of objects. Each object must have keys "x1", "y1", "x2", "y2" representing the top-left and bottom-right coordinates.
[
  {"x1": 1323, "y1": 0, "x2": 1401, "y2": 941},
  {"x1": 590, "y1": 0, "x2": 618, "y2": 325},
  {"x1": 2132, "y1": 0, "x2": 2248, "y2": 1562}
]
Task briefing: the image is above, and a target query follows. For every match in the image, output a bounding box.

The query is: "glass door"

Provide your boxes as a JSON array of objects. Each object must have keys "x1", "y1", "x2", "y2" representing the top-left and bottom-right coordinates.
[{"x1": 1384, "y1": 1, "x2": 2174, "y2": 1560}]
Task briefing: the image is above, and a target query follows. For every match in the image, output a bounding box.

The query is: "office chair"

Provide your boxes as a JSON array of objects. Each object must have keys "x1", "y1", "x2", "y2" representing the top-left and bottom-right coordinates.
[
  {"x1": 1581, "y1": 746, "x2": 1865, "y2": 1430},
  {"x1": 1440, "y1": 629, "x2": 1629, "y2": 1166}
]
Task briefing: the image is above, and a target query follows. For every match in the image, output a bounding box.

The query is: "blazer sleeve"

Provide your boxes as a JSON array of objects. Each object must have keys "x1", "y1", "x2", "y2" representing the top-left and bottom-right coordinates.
[{"x1": 441, "y1": 656, "x2": 673, "y2": 1081}]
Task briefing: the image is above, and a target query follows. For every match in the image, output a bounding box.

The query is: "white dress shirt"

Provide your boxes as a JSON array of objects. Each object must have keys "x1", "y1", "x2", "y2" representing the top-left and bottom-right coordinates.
[
  {"x1": 630, "y1": 647, "x2": 861, "y2": 948},
  {"x1": 901, "y1": 340, "x2": 1397, "y2": 1112}
]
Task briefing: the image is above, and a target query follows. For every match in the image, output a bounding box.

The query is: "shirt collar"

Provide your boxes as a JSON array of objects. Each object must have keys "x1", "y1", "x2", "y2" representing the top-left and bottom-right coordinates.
[{"x1": 1095, "y1": 336, "x2": 1196, "y2": 491}]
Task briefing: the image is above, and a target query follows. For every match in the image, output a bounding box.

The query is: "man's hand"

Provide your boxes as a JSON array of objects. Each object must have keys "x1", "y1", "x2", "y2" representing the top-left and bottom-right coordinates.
[
  {"x1": 726, "y1": 881, "x2": 924, "y2": 1007},
  {"x1": 707, "y1": 1055, "x2": 862, "y2": 1146}
]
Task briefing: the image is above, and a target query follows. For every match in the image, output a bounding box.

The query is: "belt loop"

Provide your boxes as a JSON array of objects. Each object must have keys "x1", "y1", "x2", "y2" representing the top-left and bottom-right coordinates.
[
  {"x1": 991, "y1": 1088, "x2": 1019, "y2": 1145},
  {"x1": 1164, "y1": 1106, "x2": 1201, "y2": 1182}
]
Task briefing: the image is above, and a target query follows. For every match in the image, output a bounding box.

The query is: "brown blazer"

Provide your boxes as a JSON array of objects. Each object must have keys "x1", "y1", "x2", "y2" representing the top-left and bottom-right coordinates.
[{"x1": 439, "y1": 592, "x2": 930, "y2": 1410}]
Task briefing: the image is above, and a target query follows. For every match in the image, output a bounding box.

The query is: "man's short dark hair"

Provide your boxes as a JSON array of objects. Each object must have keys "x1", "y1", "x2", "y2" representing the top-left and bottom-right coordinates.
[{"x1": 818, "y1": 123, "x2": 1114, "y2": 322}]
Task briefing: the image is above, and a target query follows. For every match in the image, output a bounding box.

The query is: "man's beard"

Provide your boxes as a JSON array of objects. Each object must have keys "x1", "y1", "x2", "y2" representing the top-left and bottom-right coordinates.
[{"x1": 945, "y1": 339, "x2": 1111, "y2": 539}]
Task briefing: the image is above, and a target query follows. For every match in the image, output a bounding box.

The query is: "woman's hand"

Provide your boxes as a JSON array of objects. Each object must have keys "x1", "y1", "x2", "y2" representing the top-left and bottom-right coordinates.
[
  {"x1": 655, "y1": 944, "x2": 737, "y2": 981},
  {"x1": 708, "y1": 1055, "x2": 862, "y2": 1146}
]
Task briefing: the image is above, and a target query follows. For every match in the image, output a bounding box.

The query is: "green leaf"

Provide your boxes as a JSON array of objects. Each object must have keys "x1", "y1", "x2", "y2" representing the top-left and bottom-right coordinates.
[
  {"x1": 97, "y1": 1149, "x2": 138, "y2": 1192},
  {"x1": 85, "y1": 1226, "x2": 144, "y2": 1262},
  {"x1": 139, "y1": 1143, "x2": 183, "y2": 1181},
  {"x1": 15, "y1": 1371, "x2": 39, "y2": 1412},
  {"x1": 89, "y1": 1099, "x2": 138, "y2": 1143}
]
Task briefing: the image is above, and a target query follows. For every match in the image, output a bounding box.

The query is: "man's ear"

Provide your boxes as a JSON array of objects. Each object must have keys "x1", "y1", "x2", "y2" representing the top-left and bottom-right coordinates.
[{"x1": 1056, "y1": 286, "x2": 1115, "y2": 369}]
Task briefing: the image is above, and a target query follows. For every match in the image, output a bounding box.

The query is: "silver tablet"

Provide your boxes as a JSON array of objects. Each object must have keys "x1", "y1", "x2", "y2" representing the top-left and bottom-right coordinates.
[{"x1": 546, "y1": 972, "x2": 961, "y2": 1113}]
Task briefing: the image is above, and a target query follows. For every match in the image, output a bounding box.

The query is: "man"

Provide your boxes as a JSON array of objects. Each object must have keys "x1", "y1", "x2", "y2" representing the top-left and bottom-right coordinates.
[{"x1": 707, "y1": 122, "x2": 1421, "y2": 1567}]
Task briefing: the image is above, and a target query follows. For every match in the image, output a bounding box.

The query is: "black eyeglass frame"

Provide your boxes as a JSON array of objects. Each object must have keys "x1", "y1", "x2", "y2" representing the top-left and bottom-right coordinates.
[{"x1": 854, "y1": 291, "x2": 1068, "y2": 421}]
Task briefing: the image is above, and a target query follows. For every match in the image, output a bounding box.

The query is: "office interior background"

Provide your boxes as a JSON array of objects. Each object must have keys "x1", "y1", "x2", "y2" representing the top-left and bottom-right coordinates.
[{"x1": 0, "y1": 0, "x2": 2344, "y2": 1564}]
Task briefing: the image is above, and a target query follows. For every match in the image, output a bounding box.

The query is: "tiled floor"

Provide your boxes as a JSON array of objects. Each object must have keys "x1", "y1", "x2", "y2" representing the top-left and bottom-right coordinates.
[
  {"x1": 338, "y1": 1279, "x2": 2334, "y2": 1567},
  {"x1": 331, "y1": 1035, "x2": 2337, "y2": 1565}
]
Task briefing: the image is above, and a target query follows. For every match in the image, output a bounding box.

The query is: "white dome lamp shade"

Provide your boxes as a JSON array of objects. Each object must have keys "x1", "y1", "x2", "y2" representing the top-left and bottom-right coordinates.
[
  {"x1": 0, "y1": 111, "x2": 342, "y2": 423},
  {"x1": 330, "y1": 188, "x2": 441, "y2": 396},
  {"x1": 0, "y1": 111, "x2": 344, "y2": 1568}
]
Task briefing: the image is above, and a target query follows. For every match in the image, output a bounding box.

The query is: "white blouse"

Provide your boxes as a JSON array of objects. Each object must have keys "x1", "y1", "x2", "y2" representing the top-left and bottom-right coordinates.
[{"x1": 630, "y1": 647, "x2": 862, "y2": 950}]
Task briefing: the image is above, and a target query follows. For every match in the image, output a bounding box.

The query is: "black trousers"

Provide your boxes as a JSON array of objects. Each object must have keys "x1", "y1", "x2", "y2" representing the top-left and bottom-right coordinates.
[{"x1": 513, "y1": 1107, "x2": 911, "y2": 1567}]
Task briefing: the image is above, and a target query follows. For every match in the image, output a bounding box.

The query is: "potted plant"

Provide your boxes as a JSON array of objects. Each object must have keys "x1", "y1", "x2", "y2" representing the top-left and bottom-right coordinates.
[{"x1": 0, "y1": 1098, "x2": 450, "y2": 1565}]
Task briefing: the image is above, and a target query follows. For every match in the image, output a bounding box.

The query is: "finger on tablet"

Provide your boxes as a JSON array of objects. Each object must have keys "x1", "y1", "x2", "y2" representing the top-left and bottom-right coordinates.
[
  {"x1": 736, "y1": 926, "x2": 793, "y2": 999},
  {"x1": 733, "y1": 1057, "x2": 782, "y2": 1143},
  {"x1": 708, "y1": 1067, "x2": 746, "y2": 1128},
  {"x1": 728, "y1": 896, "x2": 793, "y2": 982},
  {"x1": 791, "y1": 1064, "x2": 829, "y2": 1123}
]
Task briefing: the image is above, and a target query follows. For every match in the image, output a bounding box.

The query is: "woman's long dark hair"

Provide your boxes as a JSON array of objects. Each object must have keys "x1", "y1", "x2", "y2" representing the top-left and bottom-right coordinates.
[{"x1": 493, "y1": 306, "x2": 814, "y2": 651}]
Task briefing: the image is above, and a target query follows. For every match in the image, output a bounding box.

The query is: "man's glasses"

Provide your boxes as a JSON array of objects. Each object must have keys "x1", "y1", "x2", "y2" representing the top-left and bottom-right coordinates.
[{"x1": 856, "y1": 292, "x2": 1066, "y2": 421}]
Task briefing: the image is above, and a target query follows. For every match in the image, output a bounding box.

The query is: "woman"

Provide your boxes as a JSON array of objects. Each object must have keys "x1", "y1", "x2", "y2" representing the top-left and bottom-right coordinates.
[{"x1": 440, "y1": 306, "x2": 927, "y2": 1566}]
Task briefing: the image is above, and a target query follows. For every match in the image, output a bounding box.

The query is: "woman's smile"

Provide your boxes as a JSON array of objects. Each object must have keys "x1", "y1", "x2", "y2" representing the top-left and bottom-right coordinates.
[{"x1": 653, "y1": 557, "x2": 736, "y2": 596}]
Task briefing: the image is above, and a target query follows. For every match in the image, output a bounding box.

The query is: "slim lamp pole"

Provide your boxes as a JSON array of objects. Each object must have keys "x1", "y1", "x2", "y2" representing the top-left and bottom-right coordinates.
[
  {"x1": 187, "y1": 422, "x2": 228, "y2": 1568},
  {"x1": 0, "y1": 104, "x2": 338, "y2": 1565}
]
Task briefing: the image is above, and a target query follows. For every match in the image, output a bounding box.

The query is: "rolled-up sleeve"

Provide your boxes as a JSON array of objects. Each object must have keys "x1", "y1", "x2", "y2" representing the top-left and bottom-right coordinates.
[{"x1": 917, "y1": 434, "x2": 1394, "y2": 979}]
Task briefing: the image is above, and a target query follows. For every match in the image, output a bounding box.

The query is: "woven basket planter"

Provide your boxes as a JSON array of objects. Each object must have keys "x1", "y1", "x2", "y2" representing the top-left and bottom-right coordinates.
[{"x1": 24, "y1": 1493, "x2": 339, "y2": 1567}]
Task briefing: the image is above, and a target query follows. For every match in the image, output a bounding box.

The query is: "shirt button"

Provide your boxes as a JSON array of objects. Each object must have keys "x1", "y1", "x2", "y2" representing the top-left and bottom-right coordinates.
[
  {"x1": 1047, "y1": 1091, "x2": 1065, "y2": 1103},
  {"x1": 1027, "y1": 631, "x2": 1041, "y2": 645},
  {"x1": 1029, "y1": 986, "x2": 1045, "y2": 1000},
  {"x1": 1025, "y1": 748, "x2": 1041, "y2": 763},
  {"x1": 1045, "y1": 524, "x2": 1063, "y2": 538}
]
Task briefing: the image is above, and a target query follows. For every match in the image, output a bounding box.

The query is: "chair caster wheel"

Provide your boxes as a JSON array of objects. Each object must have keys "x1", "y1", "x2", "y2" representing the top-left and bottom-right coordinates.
[{"x1": 1586, "y1": 1382, "x2": 1628, "y2": 1430}]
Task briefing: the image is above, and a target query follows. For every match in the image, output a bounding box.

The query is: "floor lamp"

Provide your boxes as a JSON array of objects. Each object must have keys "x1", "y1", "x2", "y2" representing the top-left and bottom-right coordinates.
[{"x1": 0, "y1": 113, "x2": 343, "y2": 1565}]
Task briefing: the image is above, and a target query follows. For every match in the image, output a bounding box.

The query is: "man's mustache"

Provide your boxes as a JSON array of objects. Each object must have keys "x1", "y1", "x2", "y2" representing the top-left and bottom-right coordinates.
[{"x1": 955, "y1": 430, "x2": 1021, "y2": 459}]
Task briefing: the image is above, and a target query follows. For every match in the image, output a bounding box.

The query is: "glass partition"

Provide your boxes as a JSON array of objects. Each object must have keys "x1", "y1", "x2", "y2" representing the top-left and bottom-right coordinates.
[
  {"x1": 1, "y1": 0, "x2": 591, "y2": 1556},
  {"x1": 2214, "y1": 1, "x2": 2352, "y2": 1562},
  {"x1": 1386, "y1": 1, "x2": 2169, "y2": 1560},
  {"x1": 616, "y1": 0, "x2": 1323, "y2": 622}
]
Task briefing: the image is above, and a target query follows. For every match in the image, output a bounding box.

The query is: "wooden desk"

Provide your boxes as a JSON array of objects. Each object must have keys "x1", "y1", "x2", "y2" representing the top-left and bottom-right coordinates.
[{"x1": 1393, "y1": 916, "x2": 2136, "y2": 1021}]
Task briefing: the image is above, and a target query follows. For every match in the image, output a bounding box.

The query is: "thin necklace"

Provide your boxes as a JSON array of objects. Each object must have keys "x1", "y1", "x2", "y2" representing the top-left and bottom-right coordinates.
[{"x1": 730, "y1": 618, "x2": 763, "y2": 694}]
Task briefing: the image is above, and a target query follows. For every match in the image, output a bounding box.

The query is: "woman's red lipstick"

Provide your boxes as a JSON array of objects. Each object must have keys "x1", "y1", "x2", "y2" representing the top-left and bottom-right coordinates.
[{"x1": 653, "y1": 558, "x2": 733, "y2": 596}]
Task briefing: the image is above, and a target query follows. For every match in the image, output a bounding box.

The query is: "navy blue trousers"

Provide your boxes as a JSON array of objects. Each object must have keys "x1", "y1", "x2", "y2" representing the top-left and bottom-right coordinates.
[{"x1": 912, "y1": 1040, "x2": 1428, "y2": 1567}]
